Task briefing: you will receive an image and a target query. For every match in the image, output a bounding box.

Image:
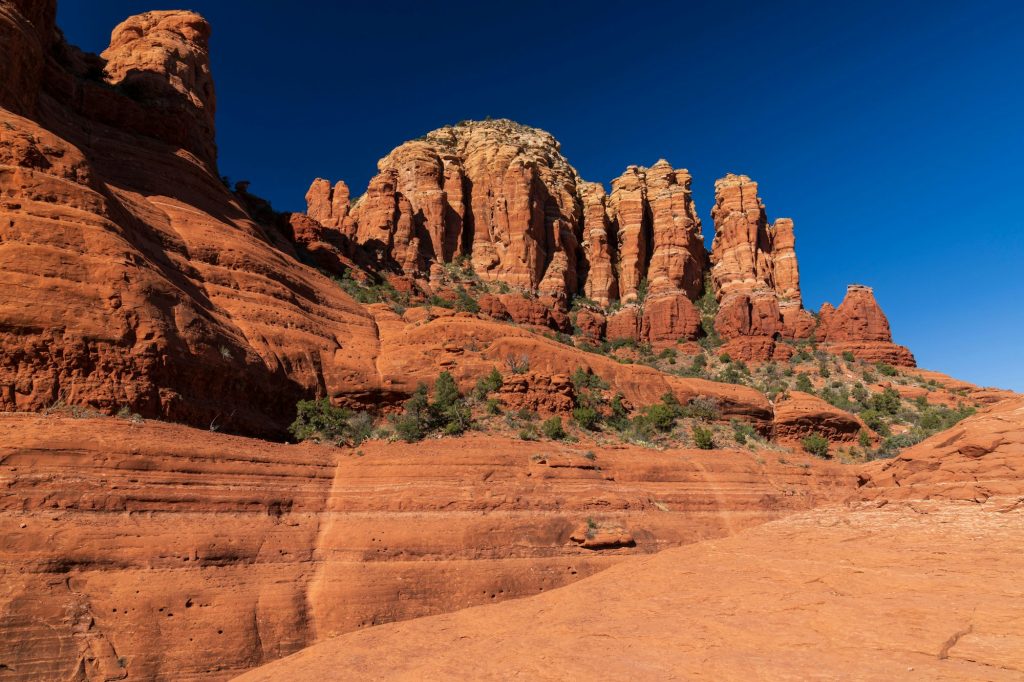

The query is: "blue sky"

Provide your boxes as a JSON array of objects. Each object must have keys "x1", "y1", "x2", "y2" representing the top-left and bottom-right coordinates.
[{"x1": 58, "y1": 0, "x2": 1024, "y2": 390}]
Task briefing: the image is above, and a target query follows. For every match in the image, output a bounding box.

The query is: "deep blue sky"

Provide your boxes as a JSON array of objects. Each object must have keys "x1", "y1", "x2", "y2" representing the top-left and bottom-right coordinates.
[{"x1": 58, "y1": 1, "x2": 1023, "y2": 391}]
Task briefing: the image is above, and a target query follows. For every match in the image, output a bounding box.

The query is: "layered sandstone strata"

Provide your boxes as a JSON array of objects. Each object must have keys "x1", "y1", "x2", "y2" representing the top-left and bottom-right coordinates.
[
  {"x1": 0, "y1": 413, "x2": 854, "y2": 681},
  {"x1": 0, "y1": 4, "x2": 383, "y2": 435},
  {"x1": 819, "y1": 285, "x2": 916, "y2": 366},
  {"x1": 709, "y1": 174, "x2": 816, "y2": 360},
  {"x1": 236, "y1": 399, "x2": 1024, "y2": 682}
]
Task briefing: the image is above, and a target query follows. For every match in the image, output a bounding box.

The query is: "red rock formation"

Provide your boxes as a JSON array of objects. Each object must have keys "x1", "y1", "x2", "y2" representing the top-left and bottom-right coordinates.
[
  {"x1": 819, "y1": 285, "x2": 916, "y2": 366},
  {"x1": 772, "y1": 391, "x2": 869, "y2": 445},
  {"x1": 0, "y1": 6, "x2": 386, "y2": 435},
  {"x1": 644, "y1": 161, "x2": 706, "y2": 299},
  {"x1": 0, "y1": 0, "x2": 57, "y2": 115},
  {"x1": 606, "y1": 307, "x2": 641, "y2": 342},
  {"x1": 709, "y1": 174, "x2": 818, "y2": 358},
  {"x1": 573, "y1": 309, "x2": 606, "y2": 340},
  {"x1": 331, "y1": 120, "x2": 585, "y2": 297},
  {"x1": 100, "y1": 10, "x2": 217, "y2": 165},
  {"x1": 497, "y1": 372, "x2": 575, "y2": 414},
  {"x1": 0, "y1": 413, "x2": 856, "y2": 680},
  {"x1": 640, "y1": 295, "x2": 701, "y2": 345},
  {"x1": 579, "y1": 181, "x2": 618, "y2": 305},
  {"x1": 304, "y1": 178, "x2": 350, "y2": 230}
]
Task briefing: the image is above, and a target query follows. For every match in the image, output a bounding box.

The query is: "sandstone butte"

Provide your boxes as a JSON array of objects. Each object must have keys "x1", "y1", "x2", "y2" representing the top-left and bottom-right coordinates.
[{"x1": 0, "y1": 2, "x2": 1021, "y2": 681}]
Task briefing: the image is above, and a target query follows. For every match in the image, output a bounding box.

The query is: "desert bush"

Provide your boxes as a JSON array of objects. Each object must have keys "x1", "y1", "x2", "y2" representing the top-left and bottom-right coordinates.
[
  {"x1": 801, "y1": 432, "x2": 830, "y2": 458},
  {"x1": 541, "y1": 416, "x2": 567, "y2": 440},
  {"x1": 474, "y1": 367, "x2": 504, "y2": 398},
  {"x1": 607, "y1": 394, "x2": 630, "y2": 431},
  {"x1": 731, "y1": 420, "x2": 758, "y2": 445},
  {"x1": 290, "y1": 399, "x2": 373, "y2": 446},
  {"x1": 859, "y1": 408, "x2": 891, "y2": 436},
  {"x1": 842, "y1": 351, "x2": 856, "y2": 362},
  {"x1": 505, "y1": 353, "x2": 530, "y2": 374},
  {"x1": 871, "y1": 387, "x2": 902, "y2": 415},
  {"x1": 572, "y1": 405, "x2": 600, "y2": 430},
  {"x1": 795, "y1": 373, "x2": 814, "y2": 393},
  {"x1": 692, "y1": 425, "x2": 715, "y2": 449},
  {"x1": 682, "y1": 397, "x2": 720, "y2": 422},
  {"x1": 876, "y1": 363, "x2": 899, "y2": 377}
]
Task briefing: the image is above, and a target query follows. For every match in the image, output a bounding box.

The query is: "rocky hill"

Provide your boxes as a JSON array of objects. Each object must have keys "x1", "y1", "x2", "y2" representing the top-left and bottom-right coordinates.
[
  {"x1": 0, "y1": 1, "x2": 926, "y2": 441},
  {"x1": 1, "y1": 3, "x2": 1021, "y2": 681}
]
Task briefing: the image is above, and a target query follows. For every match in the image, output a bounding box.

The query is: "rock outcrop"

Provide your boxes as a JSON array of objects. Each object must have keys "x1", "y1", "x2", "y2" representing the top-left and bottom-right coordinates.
[
  {"x1": 819, "y1": 285, "x2": 916, "y2": 366},
  {"x1": 235, "y1": 398, "x2": 1024, "y2": 681},
  {"x1": 0, "y1": 0, "x2": 919, "y2": 434},
  {"x1": 238, "y1": 501, "x2": 1024, "y2": 681},
  {"x1": 772, "y1": 391, "x2": 869, "y2": 445},
  {"x1": 709, "y1": 174, "x2": 816, "y2": 360},
  {"x1": 0, "y1": 4, "x2": 383, "y2": 435},
  {"x1": 0, "y1": 413, "x2": 854, "y2": 681}
]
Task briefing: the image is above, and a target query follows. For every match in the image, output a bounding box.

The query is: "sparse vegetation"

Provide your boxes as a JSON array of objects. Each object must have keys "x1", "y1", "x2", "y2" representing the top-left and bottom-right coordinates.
[
  {"x1": 801, "y1": 432, "x2": 830, "y2": 458},
  {"x1": 692, "y1": 425, "x2": 715, "y2": 449},
  {"x1": 541, "y1": 416, "x2": 567, "y2": 440},
  {"x1": 290, "y1": 399, "x2": 373, "y2": 446}
]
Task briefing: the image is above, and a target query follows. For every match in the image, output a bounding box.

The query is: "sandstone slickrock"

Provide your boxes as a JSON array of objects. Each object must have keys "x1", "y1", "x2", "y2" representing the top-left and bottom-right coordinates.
[
  {"x1": 235, "y1": 401, "x2": 1024, "y2": 682},
  {"x1": 819, "y1": 284, "x2": 916, "y2": 366},
  {"x1": 236, "y1": 501, "x2": 1024, "y2": 680},
  {"x1": 856, "y1": 396, "x2": 1024, "y2": 503},
  {"x1": 772, "y1": 390, "x2": 869, "y2": 445},
  {"x1": 0, "y1": 414, "x2": 854, "y2": 681}
]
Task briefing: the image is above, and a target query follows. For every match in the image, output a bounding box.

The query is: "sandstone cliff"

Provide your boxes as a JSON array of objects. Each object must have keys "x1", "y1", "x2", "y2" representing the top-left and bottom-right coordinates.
[
  {"x1": 819, "y1": 284, "x2": 916, "y2": 366},
  {"x1": 1, "y1": 0, "x2": 918, "y2": 438}
]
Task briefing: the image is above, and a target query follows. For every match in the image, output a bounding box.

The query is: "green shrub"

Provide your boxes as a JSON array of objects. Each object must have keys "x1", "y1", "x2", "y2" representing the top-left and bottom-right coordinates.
[
  {"x1": 876, "y1": 363, "x2": 899, "y2": 377},
  {"x1": 570, "y1": 368, "x2": 609, "y2": 391},
  {"x1": 572, "y1": 405, "x2": 600, "y2": 430},
  {"x1": 541, "y1": 416, "x2": 567, "y2": 440},
  {"x1": 607, "y1": 394, "x2": 630, "y2": 431},
  {"x1": 731, "y1": 420, "x2": 757, "y2": 445},
  {"x1": 795, "y1": 373, "x2": 814, "y2": 393},
  {"x1": 642, "y1": 403, "x2": 678, "y2": 432},
  {"x1": 719, "y1": 353, "x2": 732, "y2": 363},
  {"x1": 434, "y1": 372, "x2": 473, "y2": 435},
  {"x1": 858, "y1": 430, "x2": 871, "y2": 448},
  {"x1": 636, "y1": 278, "x2": 649, "y2": 304},
  {"x1": 842, "y1": 351, "x2": 856, "y2": 362},
  {"x1": 692, "y1": 425, "x2": 715, "y2": 449},
  {"x1": 871, "y1": 387, "x2": 902, "y2": 415},
  {"x1": 859, "y1": 408, "x2": 891, "y2": 436},
  {"x1": 393, "y1": 384, "x2": 432, "y2": 442},
  {"x1": 518, "y1": 425, "x2": 539, "y2": 441},
  {"x1": 474, "y1": 367, "x2": 504, "y2": 398},
  {"x1": 485, "y1": 398, "x2": 501, "y2": 415},
  {"x1": 862, "y1": 369, "x2": 877, "y2": 383},
  {"x1": 801, "y1": 432, "x2": 830, "y2": 458},
  {"x1": 818, "y1": 361, "x2": 831, "y2": 378},
  {"x1": 289, "y1": 399, "x2": 372, "y2": 446},
  {"x1": 718, "y1": 364, "x2": 744, "y2": 384},
  {"x1": 434, "y1": 371, "x2": 461, "y2": 410},
  {"x1": 682, "y1": 397, "x2": 720, "y2": 422}
]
